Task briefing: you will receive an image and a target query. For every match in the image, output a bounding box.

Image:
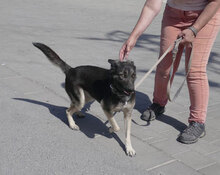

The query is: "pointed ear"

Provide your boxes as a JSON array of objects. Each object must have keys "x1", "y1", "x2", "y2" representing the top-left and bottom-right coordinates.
[
  {"x1": 127, "y1": 60, "x2": 134, "y2": 65},
  {"x1": 108, "y1": 59, "x2": 116, "y2": 65},
  {"x1": 108, "y1": 59, "x2": 119, "y2": 70}
]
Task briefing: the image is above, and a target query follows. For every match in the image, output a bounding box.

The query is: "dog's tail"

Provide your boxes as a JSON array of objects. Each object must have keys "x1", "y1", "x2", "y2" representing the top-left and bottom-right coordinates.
[{"x1": 32, "y1": 42, "x2": 71, "y2": 74}]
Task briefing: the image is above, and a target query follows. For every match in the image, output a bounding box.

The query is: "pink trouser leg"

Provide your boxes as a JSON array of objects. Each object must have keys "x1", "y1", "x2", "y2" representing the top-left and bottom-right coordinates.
[
  {"x1": 153, "y1": 5, "x2": 220, "y2": 123},
  {"x1": 187, "y1": 12, "x2": 220, "y2": 123},
  {"x1": 153, "y1": 27, "x2": 184, "y2": 107}
]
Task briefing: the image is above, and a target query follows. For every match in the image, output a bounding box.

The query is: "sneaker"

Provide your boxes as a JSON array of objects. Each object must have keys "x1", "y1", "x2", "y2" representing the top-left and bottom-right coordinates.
[
  {"x1": 177, "y1": 121, "x2": 206, "y2": 144},
  {"x1": 141, "y1": 103, "x2": 165, "y2": 121}
]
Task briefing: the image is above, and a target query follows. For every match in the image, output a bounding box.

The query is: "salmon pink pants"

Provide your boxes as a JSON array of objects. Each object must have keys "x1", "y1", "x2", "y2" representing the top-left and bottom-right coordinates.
[{"x1": 153, "y1": 5, "x2": 220, "y2": 123}]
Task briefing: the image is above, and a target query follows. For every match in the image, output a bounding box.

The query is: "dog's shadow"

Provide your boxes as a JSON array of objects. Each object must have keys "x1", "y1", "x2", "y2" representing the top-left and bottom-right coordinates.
[
  {"x1": 135, "y1": 91, "x2": 152, "y2": 114},
  {"x1": 13, "y1": 98, "x2": 126, "y2": 153},
  {"x1": 134, "y1": 91, "x2": 187, "y2": 132}
]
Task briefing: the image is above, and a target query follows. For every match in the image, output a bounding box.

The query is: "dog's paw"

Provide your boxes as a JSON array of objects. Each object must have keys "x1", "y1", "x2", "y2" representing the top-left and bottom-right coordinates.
[
  {"x1": 126, "y1": 146, "x2": 136, "y2": 157},
  {"x1": 109, "y1": 126, "x2": 120, "y2": 133},
  {"x1": 69, "y1": 124, "x2": 79, "y2": 130}
]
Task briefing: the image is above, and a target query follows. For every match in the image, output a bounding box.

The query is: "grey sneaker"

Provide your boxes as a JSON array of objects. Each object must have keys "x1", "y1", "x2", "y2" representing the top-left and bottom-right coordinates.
[
  {"x1": 141, "y1": 103, "x2": 165, "y2": 121},
  {"x1": 177, "y1": 121, "x2": 206, "y2": 144}
]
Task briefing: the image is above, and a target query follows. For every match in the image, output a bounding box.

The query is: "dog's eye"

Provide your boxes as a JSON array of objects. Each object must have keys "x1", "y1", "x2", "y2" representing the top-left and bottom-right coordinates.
[{"x1": 119, "y1": 72, "x2": 128, "y2": 79}]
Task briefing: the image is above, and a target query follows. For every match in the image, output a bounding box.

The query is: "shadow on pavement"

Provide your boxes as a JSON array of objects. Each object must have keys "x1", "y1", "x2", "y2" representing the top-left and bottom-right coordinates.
[
  {"x1": 135, "y1": 91, "x2": 151, "y2": 114},
  {"x1": 77, "y1": 30, "x2": 160, "y2": 52},
  {"x1": 13, "y1": 95, "x2": 188, "y2": 153},
  {"x1": 134, "y1": 91, "x2": 187, "y2": 132},
  {"x1": 13, "y1": 98, "x2": 127, "y2": 153},
  {"x1": 156, "y1": 114, "x2": 187, "y2": 132}
]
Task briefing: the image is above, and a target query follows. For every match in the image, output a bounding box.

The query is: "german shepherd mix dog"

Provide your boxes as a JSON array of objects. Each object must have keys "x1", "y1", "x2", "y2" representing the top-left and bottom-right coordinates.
[{"x1": 33, "y1": 43, "x2": 136, "y2": 156}]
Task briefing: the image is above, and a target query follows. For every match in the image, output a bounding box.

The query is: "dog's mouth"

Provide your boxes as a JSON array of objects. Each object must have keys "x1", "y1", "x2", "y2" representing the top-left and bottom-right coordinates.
[
  {"x1": 123, "y1": 89, "x2": 134, "y2": 96},
  {"x1": 110, "y1": 84, "x2": 134, "y2": 96}
]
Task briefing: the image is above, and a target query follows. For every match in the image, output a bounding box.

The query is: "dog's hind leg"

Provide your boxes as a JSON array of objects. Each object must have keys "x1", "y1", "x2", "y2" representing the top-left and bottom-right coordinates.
[
  {"x1": 123, "y1": 109, "x2": 136, "y2": 156},
  {"x1": 66, "y1": 88, "x2": 85, "y2": 130},
  {"x1": 66, "y1": 105, "x2": 80, "y2": 130}
]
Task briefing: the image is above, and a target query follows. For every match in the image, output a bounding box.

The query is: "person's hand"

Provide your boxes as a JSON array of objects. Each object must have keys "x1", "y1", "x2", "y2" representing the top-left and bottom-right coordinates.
[
  {"x1": 119, "y1": 36, "x2": 137, "y2": 61},
  {"x1": 178, "y1": 28, "x2": 196, "y2": 47}
]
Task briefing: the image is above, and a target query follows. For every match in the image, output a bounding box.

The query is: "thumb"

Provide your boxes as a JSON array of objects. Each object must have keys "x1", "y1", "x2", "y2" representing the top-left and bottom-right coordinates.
[
  {"x1": 178, "y1": 32, "x2": 186, "y2": 44},
  {"x1": 178, "y1": 32, "x2": 184, "y2": 38}
]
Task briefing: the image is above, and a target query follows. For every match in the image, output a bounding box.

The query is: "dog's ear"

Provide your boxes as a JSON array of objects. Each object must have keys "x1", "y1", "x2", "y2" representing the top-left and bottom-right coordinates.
[
  {"x1": 108, "y1": 59, "x2": 118, "y2": 65},
  {"x1": 126, "y1": 60, "x2": 134, "y2": 65},
  {"x1": 108, "y1": 59, "x2": 120, "y2": 70}
]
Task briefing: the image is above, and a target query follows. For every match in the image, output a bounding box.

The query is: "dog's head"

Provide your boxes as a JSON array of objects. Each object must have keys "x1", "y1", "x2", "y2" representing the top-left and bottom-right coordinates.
[{"x1": 108, "y1": 59, "x2": 136, "y2": 96}]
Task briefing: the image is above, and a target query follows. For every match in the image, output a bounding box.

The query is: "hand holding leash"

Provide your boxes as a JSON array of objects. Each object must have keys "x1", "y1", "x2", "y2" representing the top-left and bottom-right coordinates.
[{"x1": 178, "y1": 26, "x2": 196, "y2": 47}]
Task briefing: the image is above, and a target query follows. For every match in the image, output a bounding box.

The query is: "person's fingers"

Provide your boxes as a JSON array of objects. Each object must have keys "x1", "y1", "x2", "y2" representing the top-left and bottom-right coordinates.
[
  {"x1": 178, "y1": 29, "x2": 195, "y2": 45},
  {"x1": 119, "y1": 43, "x2": 131, "y2": 61},
  {"x1": 119, "y1": 44, "x2": 126, "y2": 61},
  {"x1": 178, "y1": 32, "x2": 187, "y2": 44},
  {"x1": 178, "y1": 32, "x2": 184, "y2": 37},
  {"x1": 119, "y1": 39, "x2": 135, "y2": 61},
  {"x1": 124, "y1": 50, "x2": 130, "y2": 59},
  {"x1": 177, "y1": 32, "x2": 184, "y2": 42},
  {"x1": 124, "y1": 44, "x2": 133, "y2": 59}
]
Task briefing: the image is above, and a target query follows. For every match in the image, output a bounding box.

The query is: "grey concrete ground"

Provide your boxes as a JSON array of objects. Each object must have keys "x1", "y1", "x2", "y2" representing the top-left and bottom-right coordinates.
[{"x1": 0, "y1": 0, "x2": 220, "y2": 174}]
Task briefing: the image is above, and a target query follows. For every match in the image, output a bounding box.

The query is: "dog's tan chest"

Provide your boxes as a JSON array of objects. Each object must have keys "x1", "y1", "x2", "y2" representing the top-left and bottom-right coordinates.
[{"x1": 113, "y1": 101, "x2": 132, "y2": 112}]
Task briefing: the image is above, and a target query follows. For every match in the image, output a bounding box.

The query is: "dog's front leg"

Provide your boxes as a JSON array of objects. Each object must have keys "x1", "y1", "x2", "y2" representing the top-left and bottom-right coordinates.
[
  {"x1": 103, "y1": 110, "x2": 120, "y2": 133},
  {"x1": 123, "y1": 109, "x2": 136, "y2": 157}
]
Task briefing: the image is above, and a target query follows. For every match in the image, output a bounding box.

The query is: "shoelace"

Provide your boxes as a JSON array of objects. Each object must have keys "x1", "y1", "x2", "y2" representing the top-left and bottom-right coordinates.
[
  {"x1": 184, "y1": 122, "x2": 203, "y2": 135},
  {"x1": 184, "y1": 124, "x2": 196, "y2": 134}
]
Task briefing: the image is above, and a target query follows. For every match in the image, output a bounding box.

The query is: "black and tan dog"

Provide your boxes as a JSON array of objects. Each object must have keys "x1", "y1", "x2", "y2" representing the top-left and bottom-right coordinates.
[{"x1": 33, "y1": 43, "x2": 136, "y2": 156}]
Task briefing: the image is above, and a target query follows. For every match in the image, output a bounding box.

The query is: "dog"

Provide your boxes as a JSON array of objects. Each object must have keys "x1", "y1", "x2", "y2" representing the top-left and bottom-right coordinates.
[{"x1": 33, "y1": 43, "x2": 136, "y2": 156}]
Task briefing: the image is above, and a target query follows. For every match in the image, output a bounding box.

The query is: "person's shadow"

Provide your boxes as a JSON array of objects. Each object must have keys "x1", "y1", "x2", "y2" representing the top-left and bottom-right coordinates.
[
  {"x1": 134, "y1": 91, "x2": 187, "y2": 132},
  {"x1": 13, "y1": 98, "x2": 126, "y2": 153}
]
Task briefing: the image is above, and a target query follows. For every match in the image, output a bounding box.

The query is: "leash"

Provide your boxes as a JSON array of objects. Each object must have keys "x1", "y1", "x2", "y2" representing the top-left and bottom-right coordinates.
[{"x1": 135, "y1": 37, "x2": 193, "y2": 101}]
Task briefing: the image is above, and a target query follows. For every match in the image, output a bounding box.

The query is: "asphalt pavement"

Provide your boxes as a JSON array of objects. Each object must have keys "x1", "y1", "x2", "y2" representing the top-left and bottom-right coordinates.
[{"x1": 0, "y1": 0, "x2": 220, "y2": 174}]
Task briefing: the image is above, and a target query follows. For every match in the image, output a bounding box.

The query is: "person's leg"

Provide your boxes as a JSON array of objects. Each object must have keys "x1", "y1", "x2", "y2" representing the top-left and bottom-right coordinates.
[
  {"x1": 153, "y1": 5, "x2": 186, "y2": 106},
  {"x1": 186, "y1": 11, "x2": 220, "y2": 124},
  {"x1": 142, "y1": 5, "x2": 184, "y2": 121},
  {"x1": 178, "y1": 10, "x2": 220, "y2": 144}
]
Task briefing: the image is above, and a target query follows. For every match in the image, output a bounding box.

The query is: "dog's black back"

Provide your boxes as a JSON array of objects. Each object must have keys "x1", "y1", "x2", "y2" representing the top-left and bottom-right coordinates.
[{"x1": 65, "y1": 66, "x2": 111, "y2": 102}]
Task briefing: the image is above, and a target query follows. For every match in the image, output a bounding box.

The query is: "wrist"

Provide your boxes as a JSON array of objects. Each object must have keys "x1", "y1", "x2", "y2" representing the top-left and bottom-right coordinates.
[
  {"x1": 128, "y1": 34, "x2": 138, "y2": 42},
  {"x1": 188, "y1": 26, "x2": 198, "y2": 37}
]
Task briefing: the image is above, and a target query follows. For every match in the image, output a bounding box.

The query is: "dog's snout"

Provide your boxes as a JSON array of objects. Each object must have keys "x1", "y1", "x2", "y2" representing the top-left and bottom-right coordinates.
[
  {"x1": 127, "y1": 86, "x2": 134, "y2": 92},
  {"x1": 124, "y1": 86, "x2": 135, "y2": 95}
]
